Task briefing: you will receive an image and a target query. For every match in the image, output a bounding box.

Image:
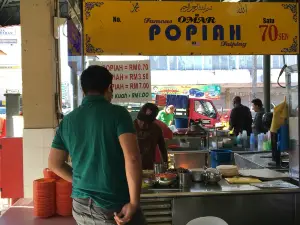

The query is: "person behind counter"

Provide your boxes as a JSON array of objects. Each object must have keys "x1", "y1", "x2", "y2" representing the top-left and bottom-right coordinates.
[
  {"x1": 48, "y1": 65, "x2": 146, "y2": 225},
  {"x1": 156, "y1": 105, "x2": 175, "y2": 126},
  {"x1": 135, "y1": 103, "x2": 168, "y2": 170},
  {"x1": 229, "y1": 96, "x2": 253, "y2": 136},
  {"x1": 154, "y1": 119, "x2": 173, "y2": 163},
  {"x1": 251, "y1": 98, "x2": 267, "y2": 135}
]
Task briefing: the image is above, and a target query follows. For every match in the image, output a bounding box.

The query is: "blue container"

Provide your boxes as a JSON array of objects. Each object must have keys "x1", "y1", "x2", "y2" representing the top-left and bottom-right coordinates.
[
  {"x1": 277, "y1": 124, "x2": 289, "y2": 152},
  {"x1": 174, "y1": 118, "x2": 188, "y2": 128},
  {"x1": 210, "y1": 149, "x2": 232, "y2": 168}
]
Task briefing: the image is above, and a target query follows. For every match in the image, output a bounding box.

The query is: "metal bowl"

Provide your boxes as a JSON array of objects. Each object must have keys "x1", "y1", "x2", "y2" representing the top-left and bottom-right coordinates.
[
  {"x1": 203, "y1": 168, "x2": 222, "y2": 184},
  {"x1": 155, "y1": 175, "x2": 177, "y2": 186}
]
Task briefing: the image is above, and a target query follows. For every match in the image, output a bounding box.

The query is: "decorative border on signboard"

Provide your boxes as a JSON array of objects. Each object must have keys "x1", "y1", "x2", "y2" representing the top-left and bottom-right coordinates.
[
  {"x1": 85, "y1": 2, "x2": 104, "y2": 20},
  {"x1": 85, "y1": 34, "x2": 104, "y2": 54},
  {"x1": 282, "y1": 4, "x2": 297, "y2": 22},
  {"x1": 281, "y1": 36, "x2": 298, "y2": 53}
]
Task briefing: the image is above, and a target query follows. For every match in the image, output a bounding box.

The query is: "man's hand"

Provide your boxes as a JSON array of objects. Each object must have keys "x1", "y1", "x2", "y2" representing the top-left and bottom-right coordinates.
[{"x1": 114, "y1": 203, "x2": 138, "y2": 225}]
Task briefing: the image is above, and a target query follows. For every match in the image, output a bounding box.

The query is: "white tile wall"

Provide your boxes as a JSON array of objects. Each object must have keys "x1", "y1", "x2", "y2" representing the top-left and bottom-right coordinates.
[{"x1": 23, "y1": 128, "x2": 56, "y2": 197}]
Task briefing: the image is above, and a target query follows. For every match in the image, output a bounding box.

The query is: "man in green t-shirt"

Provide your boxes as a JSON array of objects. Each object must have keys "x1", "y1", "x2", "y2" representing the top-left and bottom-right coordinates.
[
  {"x1": 48, "y1": 65, "x2": 145, "y2": 225},
  {"x1": 156, "y1": 105, "x2": 175, "y2": 126}
]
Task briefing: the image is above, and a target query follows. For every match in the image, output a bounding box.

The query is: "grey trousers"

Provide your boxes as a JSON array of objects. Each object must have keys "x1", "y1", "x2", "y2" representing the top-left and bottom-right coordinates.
[{"x1": 72, "y1": 198, "x2": 147, "y2": 225}]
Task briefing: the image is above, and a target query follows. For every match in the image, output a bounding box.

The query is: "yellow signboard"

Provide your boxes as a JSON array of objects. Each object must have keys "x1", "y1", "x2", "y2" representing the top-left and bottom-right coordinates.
[{"x1": 83, "y1": 1, "x2": 299, "y2": 55}]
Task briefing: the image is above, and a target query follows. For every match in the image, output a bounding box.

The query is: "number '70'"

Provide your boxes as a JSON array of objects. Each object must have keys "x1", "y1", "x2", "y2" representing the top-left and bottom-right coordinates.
[{"x1": 259, "y1": 25, "x2": 278, "y2": 41}]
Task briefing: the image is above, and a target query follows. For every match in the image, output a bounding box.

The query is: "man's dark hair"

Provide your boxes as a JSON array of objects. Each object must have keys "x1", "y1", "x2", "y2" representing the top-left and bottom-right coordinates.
[
  {"x1": 80, "y1": 65, "x2": 113, "y2": 94},
  {"x1": 252, "y1": 98, "x2": 263, "y2": 108},
  {"x1": 233, "y1": 96, "x2": 241, "y2": 105}
]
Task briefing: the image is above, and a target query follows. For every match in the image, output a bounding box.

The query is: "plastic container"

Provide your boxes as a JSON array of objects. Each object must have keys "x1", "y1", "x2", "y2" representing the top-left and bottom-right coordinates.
[
  {"x1": 257, "y1": 133, "x2": 264, "y2": 151},
  {"x1": 278, "y1": 124, "x2": 289, "y2": 151},
  {"x1": 174, "y1": 118, "x2": 188, "y2": 128},
  {"x1": 236, "y1": 133, "x2": 242, "y2": 147},
  {"x1": 242, "y1": 130, "x2": 248, "y2": 148},
  {"x1": 210, "y1": 149, "x2": 232, "y2": 168},
  {"x1": 250, "y1": 134, "x2": 255, "y2": 151}
]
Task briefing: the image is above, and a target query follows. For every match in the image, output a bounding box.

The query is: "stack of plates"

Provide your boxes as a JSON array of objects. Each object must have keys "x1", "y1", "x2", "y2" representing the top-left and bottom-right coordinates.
[
  {"x1": 216, "y1": 165, "x2": 239, "y2": 177},
  {"x1": 56, "y1": 179, "x2": 73, "y2": 216},
  {"x1": 33, "y1": 178, "x2": 56, "y2": 218}
]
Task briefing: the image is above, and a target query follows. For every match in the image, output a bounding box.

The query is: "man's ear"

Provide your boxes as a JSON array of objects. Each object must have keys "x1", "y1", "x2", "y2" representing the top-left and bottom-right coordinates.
[{"x1": 108, "y1": 84, "x2": 113, "y2": 93}]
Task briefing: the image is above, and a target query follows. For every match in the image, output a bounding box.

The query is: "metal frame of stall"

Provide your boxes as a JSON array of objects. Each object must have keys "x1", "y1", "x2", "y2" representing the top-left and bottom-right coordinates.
[
  {"x1": 80, "y1": 1, "x2": 300, "y2": 225},
  {"x1": 81, "y1": 1, "x2": 300, "y2": 187}
]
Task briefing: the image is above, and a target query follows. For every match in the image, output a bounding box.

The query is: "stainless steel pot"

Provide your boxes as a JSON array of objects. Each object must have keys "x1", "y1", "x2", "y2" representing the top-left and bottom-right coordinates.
[
  {"x1": 179, "y1": 172, "x2": 192, "y2": 187},
  {"x1": 190, "y1": 169, "x2": 205, "y2": 182},
  {"x1": 154, "y1": 163, "x2": 166, "y2": 174}
]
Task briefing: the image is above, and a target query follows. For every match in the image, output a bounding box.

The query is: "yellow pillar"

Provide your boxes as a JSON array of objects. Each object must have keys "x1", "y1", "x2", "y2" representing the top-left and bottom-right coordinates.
[{"x1": 21, "y1": 0, "x2": 58, "y2": 197}]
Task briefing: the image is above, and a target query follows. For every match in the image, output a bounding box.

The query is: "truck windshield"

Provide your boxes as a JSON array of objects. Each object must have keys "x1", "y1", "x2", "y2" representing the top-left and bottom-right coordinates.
[{"x1": 194, "y1": 100, "x2": 217, "y2": 119}]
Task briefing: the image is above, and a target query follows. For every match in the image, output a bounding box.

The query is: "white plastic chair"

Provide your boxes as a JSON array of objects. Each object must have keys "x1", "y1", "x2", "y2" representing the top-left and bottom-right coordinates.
[{"x1": 186, "y1": 216, "x2": 229, "y2": 225}]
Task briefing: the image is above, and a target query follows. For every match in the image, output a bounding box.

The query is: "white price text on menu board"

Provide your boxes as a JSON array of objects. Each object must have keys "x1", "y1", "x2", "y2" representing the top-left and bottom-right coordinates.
[{"x1": 89, "y1": 60, "x2": 151, "y2": 103}]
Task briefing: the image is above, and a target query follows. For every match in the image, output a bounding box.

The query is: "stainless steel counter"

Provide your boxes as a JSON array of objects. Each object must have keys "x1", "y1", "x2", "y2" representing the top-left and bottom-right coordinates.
[{"x1": 141, "y1": 179, "x2": 300, "y2": 198}]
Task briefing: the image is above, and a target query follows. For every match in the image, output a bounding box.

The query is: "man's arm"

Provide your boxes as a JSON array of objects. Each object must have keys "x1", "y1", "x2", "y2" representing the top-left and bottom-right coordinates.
[
  {"x1": 229, "y1": 109, "x2": 236, "y2": 130},
  {"x1": 156, "y1": 110, "x2": 162, "y2": 120},
  {"x1": 117, "y1": 107, "x2": 142, "y2": 207},
  {"x1": 168, "y1": 114, "x2": 174, "y2": 126},
  {"x1": 48, "y1": 121, "x2": 72, "y2": 182},
  {"x1": 249, "y1": 109, "x2": 253, "y2": 124},
  {"x1": 48, "y1": 148, "x2": 73, "y2": 182},
  {"x1": 119, "y1": 133, "x2": 142, "y2": 207}
]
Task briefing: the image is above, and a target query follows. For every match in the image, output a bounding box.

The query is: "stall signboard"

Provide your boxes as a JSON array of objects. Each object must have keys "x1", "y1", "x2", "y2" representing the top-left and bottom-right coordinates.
[
  {"x1": 152, "y1": 85, "x2": 221, "y2": 100},
  {"x1": 88, "y1": 60, "x2": 151, "y2": 103},
  {"x1": 83, "y1": 1, "x2": 299, "y2": 55}
]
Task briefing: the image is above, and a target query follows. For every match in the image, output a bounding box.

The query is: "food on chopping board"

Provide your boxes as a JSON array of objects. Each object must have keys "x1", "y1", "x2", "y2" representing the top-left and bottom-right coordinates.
[
  {"x1": 225, "y1": 177, "x2": 262, "y2": 184},
  {"x1": 216, "y1": 165, "x2": 239, "y2": 177}
]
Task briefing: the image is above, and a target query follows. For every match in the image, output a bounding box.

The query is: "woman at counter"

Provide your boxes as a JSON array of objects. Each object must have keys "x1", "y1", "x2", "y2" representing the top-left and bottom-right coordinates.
[
  {"x1": 154, "y1": 119, "x2": 173, "y2": 163},
  {"x1": 134, "y1": 103, "x2": 168, "y2": 170},
  {"x1": 157, "y1": 105, "x2": 175, "y2": 126}
]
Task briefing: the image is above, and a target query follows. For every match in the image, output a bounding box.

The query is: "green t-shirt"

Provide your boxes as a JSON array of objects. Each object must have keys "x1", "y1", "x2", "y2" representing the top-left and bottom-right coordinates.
[
  {"x1": 51, "y1": 95, "x2": 135, "y2": 210},
  {"x1": 156, "y1": 110, "x2": 174, "y2": 126}
]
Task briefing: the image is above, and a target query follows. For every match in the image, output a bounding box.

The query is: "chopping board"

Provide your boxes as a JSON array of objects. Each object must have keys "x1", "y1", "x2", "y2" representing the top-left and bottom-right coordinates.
[{"x1": 239, "y1": 169, "x2": 289, "y2": 181}]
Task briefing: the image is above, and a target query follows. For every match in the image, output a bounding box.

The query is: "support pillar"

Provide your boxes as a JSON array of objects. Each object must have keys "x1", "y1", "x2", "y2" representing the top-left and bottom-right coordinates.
[
  {"x1": 263, "y1": 55, "x2": 271, "y2": 112},
  {"x1": 251, "y1": 55, "x2": 257, "y2": 99},
  {"x1": 21, "y1": 0, "x2": 59, "y2": 197},
  {"x1": 4, "y1": 93, "x2": 20, "y2": 137}
]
